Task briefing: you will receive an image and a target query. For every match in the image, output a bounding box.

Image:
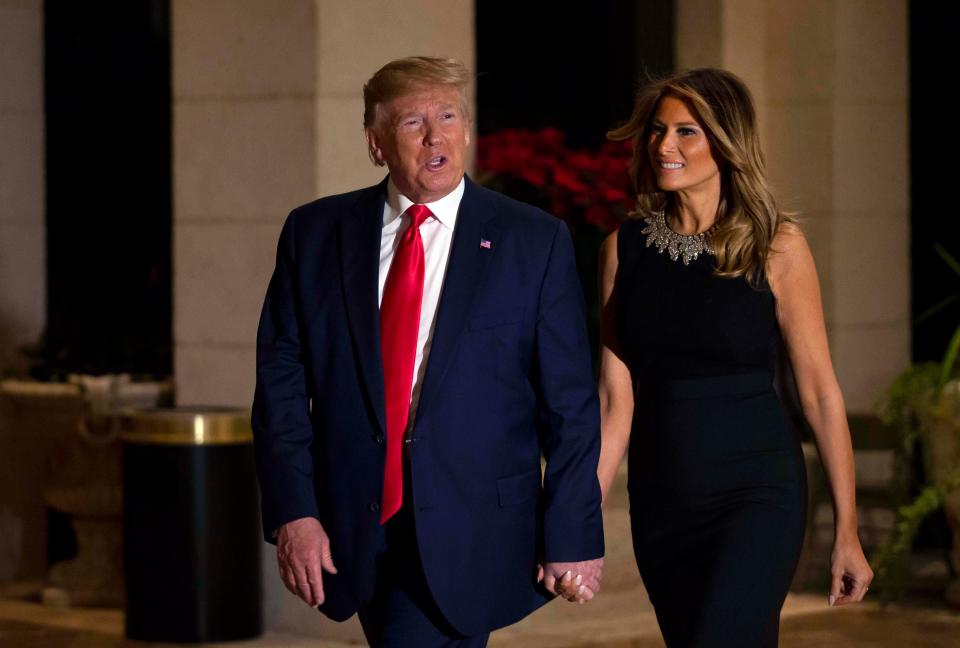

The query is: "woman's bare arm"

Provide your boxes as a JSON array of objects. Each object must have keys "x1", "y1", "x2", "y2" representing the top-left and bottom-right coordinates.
[
  {"x1": 597, "y1": 231, "x2": 635, "y2": 504},
  {"x1": 767, "y1": 223, "x2": 873, "y2": 604}
]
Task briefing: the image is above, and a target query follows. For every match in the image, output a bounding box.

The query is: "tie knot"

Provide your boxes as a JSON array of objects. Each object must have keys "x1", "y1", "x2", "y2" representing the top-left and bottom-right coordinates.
[{"x1": 406, "y1": 204, "x2": 433, "y2": 228}]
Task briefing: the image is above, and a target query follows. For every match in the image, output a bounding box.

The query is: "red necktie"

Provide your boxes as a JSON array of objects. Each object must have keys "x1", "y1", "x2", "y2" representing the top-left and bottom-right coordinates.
[{"x1": 379, "y1": 204, "x2": 432, "y2": 524}]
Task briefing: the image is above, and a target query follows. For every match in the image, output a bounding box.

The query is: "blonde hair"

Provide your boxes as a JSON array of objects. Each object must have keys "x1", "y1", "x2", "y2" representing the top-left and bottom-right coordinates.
[
  {"x1": 363, "y1": 56, "x2": 471, "y2": 131},
  {"x1": 608, "y1": 68, "x2": 794, "y2": 284}
]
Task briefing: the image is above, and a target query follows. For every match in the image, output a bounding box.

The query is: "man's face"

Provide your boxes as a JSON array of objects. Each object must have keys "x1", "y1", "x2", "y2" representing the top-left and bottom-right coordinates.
[{"x1": 367, "y1": 86, "x2": 471, "y2": 204}]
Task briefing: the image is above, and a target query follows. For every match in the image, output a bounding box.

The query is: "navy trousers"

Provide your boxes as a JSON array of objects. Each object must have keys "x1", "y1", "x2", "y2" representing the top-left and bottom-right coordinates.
[{"x1": 357, "y1": 469, "x2": 490, "y2": 648}]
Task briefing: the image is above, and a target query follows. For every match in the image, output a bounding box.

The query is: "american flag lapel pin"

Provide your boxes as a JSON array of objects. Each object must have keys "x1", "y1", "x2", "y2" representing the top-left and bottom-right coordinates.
[{"x1": 480, "y1": 238, "x2": 492, "y2": 250}]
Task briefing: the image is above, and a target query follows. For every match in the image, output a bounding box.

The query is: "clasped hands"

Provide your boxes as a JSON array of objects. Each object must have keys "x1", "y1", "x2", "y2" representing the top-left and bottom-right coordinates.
[
  {"x1": 537, "y1": 558, "x2": 604, "y2": 604},
  {"x1": 277, "y1": 517, "x2": 604, "y2": 608}
]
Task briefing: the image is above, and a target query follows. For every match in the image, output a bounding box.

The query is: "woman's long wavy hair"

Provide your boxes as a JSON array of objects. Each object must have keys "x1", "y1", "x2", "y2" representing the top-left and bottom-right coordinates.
[{"x1": 608, "y1": 68, "x2": 794, "y2": 284}]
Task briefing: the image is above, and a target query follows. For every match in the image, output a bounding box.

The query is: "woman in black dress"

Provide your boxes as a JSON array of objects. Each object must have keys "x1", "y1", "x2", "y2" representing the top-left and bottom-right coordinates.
[{"x1": 592, "y1": 69, "x2": 873, "y2": 645}]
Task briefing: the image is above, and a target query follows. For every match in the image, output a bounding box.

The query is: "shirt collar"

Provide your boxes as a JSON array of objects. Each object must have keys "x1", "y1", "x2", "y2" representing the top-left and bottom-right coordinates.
[{"x1": 385, "y1": 176, "x2": 465, "y2": 231}]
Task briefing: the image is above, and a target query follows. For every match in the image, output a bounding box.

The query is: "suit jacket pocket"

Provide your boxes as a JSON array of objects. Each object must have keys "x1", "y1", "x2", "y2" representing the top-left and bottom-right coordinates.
[
  {"x1": 497, "y1": 469, "x2": 542, "y2": 507},
  {"x1": 468, "y1": 306, "x2": 523, "y2": 331}
]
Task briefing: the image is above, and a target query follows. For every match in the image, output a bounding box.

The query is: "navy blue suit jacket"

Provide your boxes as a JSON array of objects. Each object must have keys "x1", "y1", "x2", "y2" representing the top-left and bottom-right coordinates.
[{"x1": 252, "y1": 176, "x2": 604, "y2": 635}]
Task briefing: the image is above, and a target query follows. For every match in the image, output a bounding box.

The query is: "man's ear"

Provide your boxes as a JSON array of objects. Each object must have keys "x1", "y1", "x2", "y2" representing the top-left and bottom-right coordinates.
[{"x1": 366, "y1": 129, "x2": 385, "y2": 167}]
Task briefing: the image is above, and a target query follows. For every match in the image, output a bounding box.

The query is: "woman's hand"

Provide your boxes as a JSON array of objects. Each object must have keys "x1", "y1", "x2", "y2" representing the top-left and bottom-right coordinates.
[
  {"x1": 828, "y1": 534, "x2": 873, "y2": 606},
  {"x1": 536, "y1": 560, "x2": 603, "y2": 604}
]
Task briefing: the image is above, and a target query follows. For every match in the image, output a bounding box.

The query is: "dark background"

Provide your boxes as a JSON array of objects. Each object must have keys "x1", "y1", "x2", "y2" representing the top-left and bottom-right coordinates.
[
  {"x1": 909, "y1": 3, "x2": 958, "y2": 364},
  {"x1": 41, "y1": 0, "x2": 171, "y2": 378},
  {"x1": 476, "y1": 1, "x2": 673, "y2": 145}
]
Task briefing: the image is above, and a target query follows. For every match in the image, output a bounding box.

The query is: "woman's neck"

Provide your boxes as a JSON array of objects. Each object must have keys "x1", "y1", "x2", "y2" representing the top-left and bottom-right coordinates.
[{"x1": 669, "y1": 186, "x2": 721, "y2": 235}]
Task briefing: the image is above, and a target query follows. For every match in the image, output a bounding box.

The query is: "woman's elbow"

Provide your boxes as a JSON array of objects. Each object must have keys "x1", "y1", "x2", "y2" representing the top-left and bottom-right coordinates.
[{"x1": 798, "y1": 379, "x2": 845, "y2": 425}]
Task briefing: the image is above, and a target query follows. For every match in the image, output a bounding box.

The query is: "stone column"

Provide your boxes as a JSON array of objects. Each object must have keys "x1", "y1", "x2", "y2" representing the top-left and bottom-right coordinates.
[
  {"x1": 0, "y1": 0, "x2": 45, "y2": 375},
  {"x1": 0, "y1": 0, "x2": 45, "y2": 584},
  {"x1": 173, "y1": 0, "x2": 319, "y2": 408},
  {"x1": 675, "y1": 0, "x2": 909, "y2": 413},
  {"x1": 172, "y1": 0, "x2": 473, "y2": 638}
]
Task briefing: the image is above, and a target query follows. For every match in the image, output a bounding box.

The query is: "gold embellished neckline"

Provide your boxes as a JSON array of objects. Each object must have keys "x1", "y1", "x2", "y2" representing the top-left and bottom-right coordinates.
[{"x1": 640, "y1": 211, "x2": 716, "y2": 265}]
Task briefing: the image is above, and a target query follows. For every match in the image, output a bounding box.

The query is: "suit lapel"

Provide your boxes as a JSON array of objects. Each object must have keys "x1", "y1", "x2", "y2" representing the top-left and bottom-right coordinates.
[
  {"x1": 414, "y1": 178, "x2": 498, "y2": 424},
  {"x1": 338, "y1": 179, "x2": 388, "y2": 434}
]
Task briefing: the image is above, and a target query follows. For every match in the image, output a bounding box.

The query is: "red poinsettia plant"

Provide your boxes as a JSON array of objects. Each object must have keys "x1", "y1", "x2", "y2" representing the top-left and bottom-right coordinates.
[
  {"x1": 475, "y1": 127, "x2": 635, "y2": 233},
  {"x1": 475, "y1": 128, "x2": 635, "y2": 361}
]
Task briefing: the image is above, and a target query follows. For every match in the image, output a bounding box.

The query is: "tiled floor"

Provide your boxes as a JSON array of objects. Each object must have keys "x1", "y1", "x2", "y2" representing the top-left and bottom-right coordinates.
[
  {"x1": 2, "y1": 591, "x2": 960, "y2": 647},
  {"x1": 0, "y1": 598, "x2": 331, "y2": 647}
]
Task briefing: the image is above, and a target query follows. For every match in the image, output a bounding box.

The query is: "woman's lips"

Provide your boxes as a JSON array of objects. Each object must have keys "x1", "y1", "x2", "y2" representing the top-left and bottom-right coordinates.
[{"x1": 657, "y1": 160, "x2": 684, "y2": 171}]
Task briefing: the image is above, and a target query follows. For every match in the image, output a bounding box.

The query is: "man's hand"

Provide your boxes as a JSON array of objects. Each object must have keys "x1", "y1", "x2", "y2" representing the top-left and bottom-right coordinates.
[
  {"x1": 537, "y1": 558, "x2": 603, "y2": 603},
  {"x1": 276, "y1": 517, "x2": 337, "y2": 608}
]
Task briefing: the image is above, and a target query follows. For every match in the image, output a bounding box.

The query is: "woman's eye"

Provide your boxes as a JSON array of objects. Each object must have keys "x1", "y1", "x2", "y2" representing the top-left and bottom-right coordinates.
[{"x1": 679, "y1": 127, "x2": 697, "y2": 136}]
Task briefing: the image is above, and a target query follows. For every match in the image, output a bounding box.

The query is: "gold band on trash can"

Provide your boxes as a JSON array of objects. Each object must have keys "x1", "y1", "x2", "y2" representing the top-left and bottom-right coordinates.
[{"x1": 119, "y1": 407, "x2": 253, "y2": 445}]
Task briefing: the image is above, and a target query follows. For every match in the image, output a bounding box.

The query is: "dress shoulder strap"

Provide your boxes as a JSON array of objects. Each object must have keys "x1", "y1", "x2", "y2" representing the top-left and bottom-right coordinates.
[{"x1": 616, "y1": 216, "x2": 648, "y2": 267}]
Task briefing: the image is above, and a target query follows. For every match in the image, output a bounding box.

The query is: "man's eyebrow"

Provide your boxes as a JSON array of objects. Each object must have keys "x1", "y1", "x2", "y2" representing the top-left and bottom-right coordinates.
[{"x1": 392, "y1": 110, "x2": 423, "y2": 122}]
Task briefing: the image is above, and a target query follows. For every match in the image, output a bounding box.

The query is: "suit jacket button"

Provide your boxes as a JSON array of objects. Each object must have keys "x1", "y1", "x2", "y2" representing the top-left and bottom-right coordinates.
[
  {"x1": 374, "y1": 433, "x2": 385, "y2": 445},
  {"x1": 368, "y1": 502, "x2": 380, "y2": 513}
]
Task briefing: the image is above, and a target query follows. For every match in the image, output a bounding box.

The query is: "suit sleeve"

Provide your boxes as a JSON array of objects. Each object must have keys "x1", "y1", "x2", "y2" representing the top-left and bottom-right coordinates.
[
  {"x1": 251, "y1": 211, "x2": 320, "y2": 544},
  {"x1": 536, "y1": 220, "x2": 605, "y2": 562}
]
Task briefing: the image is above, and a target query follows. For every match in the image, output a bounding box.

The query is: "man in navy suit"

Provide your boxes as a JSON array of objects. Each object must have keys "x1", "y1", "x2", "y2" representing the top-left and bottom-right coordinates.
[{"x1": 252, "y1": 56, "x2": 603, "y2": 647}]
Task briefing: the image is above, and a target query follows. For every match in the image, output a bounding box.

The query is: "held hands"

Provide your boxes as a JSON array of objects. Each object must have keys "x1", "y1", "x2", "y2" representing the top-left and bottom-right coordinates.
[
  {"x1": 276, "y1": 517, "x2": 338, "y2": 608},
  {"x1": 537, "y1": 558, "x2": 604, "y2": 604},
  {"x1": 828, "y1": 534, "x2": 873, "y2": 607}
]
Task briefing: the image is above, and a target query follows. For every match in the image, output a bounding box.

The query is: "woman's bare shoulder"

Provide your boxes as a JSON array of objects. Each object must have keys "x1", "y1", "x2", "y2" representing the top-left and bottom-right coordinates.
[{"x1": 767, "y1": 222, "x2": 815, "y2": 290}]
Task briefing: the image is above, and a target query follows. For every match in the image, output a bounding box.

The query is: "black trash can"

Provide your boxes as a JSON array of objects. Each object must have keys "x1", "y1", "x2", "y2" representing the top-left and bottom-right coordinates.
[{"x1": 121, "y1": 407, "x2": 262, "y2": 642}]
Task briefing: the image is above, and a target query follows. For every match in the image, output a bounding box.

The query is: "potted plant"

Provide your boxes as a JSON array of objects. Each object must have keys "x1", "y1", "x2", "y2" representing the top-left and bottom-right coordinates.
[
  {"x1": 872, "y1": 244, "x2": 960, "y2": 607},
  {"x1": 0, "y1": 333, "x2": 172, "y2": 605}
]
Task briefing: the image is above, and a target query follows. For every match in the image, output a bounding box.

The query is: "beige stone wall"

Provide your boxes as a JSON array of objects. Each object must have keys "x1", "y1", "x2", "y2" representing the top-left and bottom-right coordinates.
[
  {"x1": 676, "y1": 0, "x2": 909, "y2": 413},
  {"x1": 172, "y1": 0, "x2": 474, "y2": 637},
  {"x1": 0, "y1": 0, "x2": 45, "y2": 373},
  {"x1": 173, "y1": 0, "x2": 317, "y2": 408}
]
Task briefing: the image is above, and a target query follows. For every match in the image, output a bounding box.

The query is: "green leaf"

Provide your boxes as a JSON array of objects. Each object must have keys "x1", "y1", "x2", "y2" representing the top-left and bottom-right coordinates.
[
  {"x1": 940, "y1": 323, "x2": 960, "y2": 388},
  {"x1": 934, "y1": 243, "x2": 960, "y2": 280},
  {"x1": 916, "y1": 295, "x2": 960, "y2": 326}
]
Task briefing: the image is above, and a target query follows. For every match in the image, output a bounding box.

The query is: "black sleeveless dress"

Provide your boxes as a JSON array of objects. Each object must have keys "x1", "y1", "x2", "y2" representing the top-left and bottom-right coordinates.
[{"x1": 615, "y1": 217, "x2": 807, "y2": 647}]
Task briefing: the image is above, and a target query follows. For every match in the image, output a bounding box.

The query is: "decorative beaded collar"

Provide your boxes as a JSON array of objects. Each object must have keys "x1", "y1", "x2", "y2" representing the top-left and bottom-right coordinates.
[{"x1": 640, "y1": 211, "x2": 716, "y2": 265}]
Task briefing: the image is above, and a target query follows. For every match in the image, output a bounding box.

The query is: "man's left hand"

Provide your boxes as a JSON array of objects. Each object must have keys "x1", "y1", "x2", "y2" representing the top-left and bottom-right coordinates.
[{"x1": 538, "y1": 558, "x2": 603, "y2": 603}]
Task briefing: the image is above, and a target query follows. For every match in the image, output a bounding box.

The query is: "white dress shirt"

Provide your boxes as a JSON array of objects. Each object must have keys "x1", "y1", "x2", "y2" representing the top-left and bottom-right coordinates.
[{"x1": 378, "y1": 177, "x2": 464, "y2": 432}]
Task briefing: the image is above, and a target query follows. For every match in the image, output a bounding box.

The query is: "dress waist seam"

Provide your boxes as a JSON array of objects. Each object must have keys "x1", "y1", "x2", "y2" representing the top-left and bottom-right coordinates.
[{"x1": 639, "y1": 371, "x2": 775, "y2": 400}]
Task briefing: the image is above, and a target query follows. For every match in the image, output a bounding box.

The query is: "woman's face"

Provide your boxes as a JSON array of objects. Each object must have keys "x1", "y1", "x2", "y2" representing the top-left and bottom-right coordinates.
[{"x1": 646, "y1": 95, "x2": 721, "y2": 195}]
